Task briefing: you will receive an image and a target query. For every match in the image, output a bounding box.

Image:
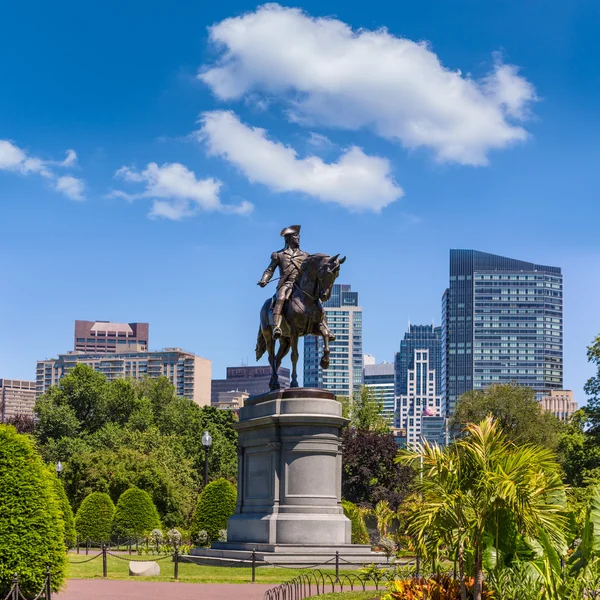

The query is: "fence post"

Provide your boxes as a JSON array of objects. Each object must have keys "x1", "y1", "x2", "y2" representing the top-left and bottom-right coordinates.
[
  {"x1": 12, "y1": 573, "x2": 18, "y2": 600},
  {"x1": 46, "y1": 565, "x2": 52, "y2": 600},
  {"x1": 128, "y1": 539, "x2": 132, "y2": 555},
  {"x1": 86, "y1": 538, "x2": 90, "y2": 556},
  {"x1": 251, "y1": 548, "x2": 256, "y2": 583},
  {"x1": 76, "y1": 535, "x2": 80, "y2": 555},
  {"x1": 335, "y1": 551, "x2": 339, "y2": 582},
  {"x1": 174, "y1": 548, "x2": 179, "y2": 581},
  {"x1": 102, "y1": 543, "x2": 107, "y2": 578},
  {"x1": 416, "y1": 551, "x2": 420, "y2": 578}
]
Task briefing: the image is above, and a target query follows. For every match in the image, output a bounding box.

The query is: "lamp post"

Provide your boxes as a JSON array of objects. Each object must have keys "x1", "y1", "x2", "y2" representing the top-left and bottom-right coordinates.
[
  {"x1": 202, "y1": 430, "x2": 212, "y2": 487},
  {"x1": 55, "y1": 461, "x2": 63, "y2": 478}
]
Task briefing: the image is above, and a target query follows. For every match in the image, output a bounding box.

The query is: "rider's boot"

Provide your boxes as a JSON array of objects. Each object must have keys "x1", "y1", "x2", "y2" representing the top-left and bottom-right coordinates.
[
  {"x1": 273, "y1": 307, "x2": 283, "y2": 339},
  {"x1": 320, "y1": 323, "x2": 336, "y2": 342}
]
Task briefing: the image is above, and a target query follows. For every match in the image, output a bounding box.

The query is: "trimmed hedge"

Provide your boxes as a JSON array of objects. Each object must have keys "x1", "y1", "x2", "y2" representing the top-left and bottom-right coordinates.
[
  {"x1": 75, "y1": 492, "x2": 115, "y2": 542},
  {"x1": 342, "y1": 500, "x2": 370, "y2": 545},
  {"x1": 0, "y1": 425, "x2": 66, "y2": 597},
  {"x1": 190, "y1": 478, "x2": 237, "y2": 542},
  {"x1": 112, "y1": 487, "x2": 161, "y2": 538},
  {"x1": 49, "y1": 472, "x2": 77, "y2": 548}
]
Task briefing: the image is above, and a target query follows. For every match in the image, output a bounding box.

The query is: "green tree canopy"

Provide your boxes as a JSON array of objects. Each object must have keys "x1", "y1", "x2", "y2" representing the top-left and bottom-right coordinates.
[
  {"x1": 75, "y1": 492, "x2": 115, "y2": 542},
  {"x1": 451, "y1": 383, "x2": 562, "y2": 449},
  {"x1": 190, "y1": 478, "x2": 237, "y2": 542},
  {"x1": 584, "y1": 334, "x2": 600, "y2": 434},
  {"x1": 113, "y1": 487, "x2": 161, "y2": 538},
  {"x1": 339, "y1": 386, "x2": 390, "y2": 433},
  {"x1": 0, "y1": 425, "x2": 66, "y2": 597}
]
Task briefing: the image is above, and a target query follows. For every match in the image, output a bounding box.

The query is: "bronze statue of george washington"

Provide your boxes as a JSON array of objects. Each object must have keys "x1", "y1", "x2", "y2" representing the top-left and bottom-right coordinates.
[{"x1": 256, "y1": 225, "x2": 345, "y2": 390}]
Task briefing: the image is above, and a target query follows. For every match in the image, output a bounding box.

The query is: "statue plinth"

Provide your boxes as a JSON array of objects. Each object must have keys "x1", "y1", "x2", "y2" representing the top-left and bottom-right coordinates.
[
  {"x1": 225, "y1": 387, "x2": 350, "y2": 545},
  {"x1": 190, "y1": 388, "x2": 387, "y2": 567}
]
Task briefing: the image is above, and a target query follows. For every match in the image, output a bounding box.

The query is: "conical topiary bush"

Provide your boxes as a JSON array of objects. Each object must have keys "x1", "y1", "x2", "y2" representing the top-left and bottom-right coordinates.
[
  {"x1": 112, "y1": 487, "x2": 161, "y2": 539},
  {"x1": 75, "y1": 491, "x2": 115, "y2": 543},
  {"x1": 0, "y1": 425, "x2": 66, "y2": 597},
  {"x1": 49, "y1": 471, "x2": 77, "y2": 548},
  {"x1": 190, "y1": 478, "x2": 237, "y2": 542}
]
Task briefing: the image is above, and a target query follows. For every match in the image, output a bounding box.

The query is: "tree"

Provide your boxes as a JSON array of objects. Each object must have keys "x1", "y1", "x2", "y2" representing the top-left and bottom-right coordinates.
[
  {"x1": 190, "y1": 478, "x2": 237, "y2": 542},
  {"x1": 558, "y1": 410, "x2": 600, "y2": 487},
  {"x1": 339, "y1": 386, "x2": 390, "y2": 433},
  {"x1": 451, "y1": 383, "x2": 562, "y2": 449},
  {"x1": 341, "y1": 428, "x2": 413, "y2": 510},
  {"x1": 75, "y1": 492, "x2": 115, "y2": 542},
  {"x1": 0, "y1": 425, "x2": 66, "y2": 597},
  {"x1": 113, "y1": 487, "x2": 161, "y2": 538},
  {"x1": 584, "y1": 334, "x2": 600, "y2": 434},
  {"x1": 5, "y1": 414, "x2": 34, "y2": 434},
  {"x1": 397, "y1": 417, "x2": 567, "y2": 600}
]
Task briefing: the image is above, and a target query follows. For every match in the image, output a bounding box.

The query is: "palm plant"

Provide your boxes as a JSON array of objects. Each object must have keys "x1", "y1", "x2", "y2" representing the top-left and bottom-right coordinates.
[
  {"x1": 373, "y1": 500, "x2": 394, "y2": 538},
  {"x1": 396, "y1": 416, "x2": 568, "y2": 600}
]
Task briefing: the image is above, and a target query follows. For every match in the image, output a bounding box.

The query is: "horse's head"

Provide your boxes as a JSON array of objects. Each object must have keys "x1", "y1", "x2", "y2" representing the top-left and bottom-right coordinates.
[{"x1": 316, "y1": 254, "x2": 346, "y2": 302}]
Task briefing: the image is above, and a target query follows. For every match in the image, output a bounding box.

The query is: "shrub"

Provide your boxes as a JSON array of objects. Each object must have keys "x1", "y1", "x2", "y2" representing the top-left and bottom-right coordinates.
[
  {"x1": 167, "y1": 528, "x2": 182, "y2": 547},
  {"x1": 0, "y1": 425, "x2": 66, "y2": 596},
  {"x1": 383, "y1": 575, "x2": 494, "y2": 600},
  {"x1": 49, "y1": 472, "x2": 77, "y2": 548},
  {"x1": 75, "y1": 492, "x2": 115, "y2": 542},
  {"x1": 342, "y1": 500, "x2": 370, "y2": 545},
  {"x1": 195, "y1": 530, "x2": 209, "y2": 546},
  {"x1": 113, "y1": 487, "x2": 161, "y2": 538},
  {"x1": 217, "y1": 529, "x2": 227, "y2": 542},
  {"x1": 190, "y1": 478, "x2": 236, "y2": 542}
]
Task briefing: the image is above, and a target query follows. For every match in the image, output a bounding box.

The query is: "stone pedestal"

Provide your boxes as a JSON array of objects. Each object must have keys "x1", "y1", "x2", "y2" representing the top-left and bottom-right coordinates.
[
  {"x1": 226, "y1": 387, "x2": 350, "y2": 545},
  {"x1": 189, "y1": 388, "x2": 387, "y2": 567}
]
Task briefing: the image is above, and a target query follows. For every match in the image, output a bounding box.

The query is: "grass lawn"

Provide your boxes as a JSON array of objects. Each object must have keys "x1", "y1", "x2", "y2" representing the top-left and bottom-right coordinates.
[
  {"x1": 305, "y1": 593, "x2": 383, "y2": 600},
  {"x1": 66, "y1": 554, "x2": 356, "y2": 584}
]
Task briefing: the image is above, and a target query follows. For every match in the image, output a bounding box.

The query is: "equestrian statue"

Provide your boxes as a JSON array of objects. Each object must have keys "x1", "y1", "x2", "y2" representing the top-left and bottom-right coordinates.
[{"x1": 255, "y1": 225, "x2": 346, "y2": 391}]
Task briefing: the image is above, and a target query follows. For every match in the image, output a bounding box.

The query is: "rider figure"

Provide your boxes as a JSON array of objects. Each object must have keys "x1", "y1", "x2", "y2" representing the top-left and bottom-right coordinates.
[{"x1": 257, "y1": 225, "x2": 308, "y2": 339}]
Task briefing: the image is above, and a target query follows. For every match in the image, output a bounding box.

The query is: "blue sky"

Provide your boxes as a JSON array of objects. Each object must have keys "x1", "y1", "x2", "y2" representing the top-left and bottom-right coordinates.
[{"x1": 1, "y1": 0, "x2": 598, "y2": 402}]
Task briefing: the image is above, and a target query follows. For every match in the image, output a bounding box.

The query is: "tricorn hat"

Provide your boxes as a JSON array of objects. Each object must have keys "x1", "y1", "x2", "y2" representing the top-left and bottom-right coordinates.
[{"x1": 280, "y1": 224, "x2": 301, "y2": 237}]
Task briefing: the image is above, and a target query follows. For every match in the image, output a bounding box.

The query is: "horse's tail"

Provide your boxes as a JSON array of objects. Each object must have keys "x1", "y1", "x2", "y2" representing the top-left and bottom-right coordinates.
[{"x1": 255, "y1": 324, "x2": 267, "y2": 361}]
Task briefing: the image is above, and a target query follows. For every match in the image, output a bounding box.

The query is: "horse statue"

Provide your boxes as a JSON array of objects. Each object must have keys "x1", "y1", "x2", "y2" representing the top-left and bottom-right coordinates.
[{"x1": 255, "y1": 253, "x2": 346, "y2": 390}]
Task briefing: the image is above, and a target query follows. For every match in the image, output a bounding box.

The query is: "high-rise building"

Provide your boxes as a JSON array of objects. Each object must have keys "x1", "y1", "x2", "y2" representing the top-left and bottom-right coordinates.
[
  {"x1": 74, "y1": 320, "x2": 149, "y2": 353},
  {"x1": 363, "y1": 361, "x2": 395, "y2": 421},
  {"x1": 441, "y1": 250, "x2": 563, "y2": 417},
  {"x1": 303, "y1": 284, "x2": 363, "y2": 397},
  {"x1": 397, "y1": 348, "x2": 443, "y2": 447},
  {"x1": 211, "y1": 365, "x2": 290, "y2": 403},
  {"x1": 395, "y1": 325, "x2": 442, "y2": 404},
  {"x1": 0, "y1": 379, "x2": 36, "y2": 422},
  {"x1": 540, "y1": 390, "x2": 577, "y2": 421},
  {"x1": 36, "y1": 347, "x2": 211, "y2": 406}
]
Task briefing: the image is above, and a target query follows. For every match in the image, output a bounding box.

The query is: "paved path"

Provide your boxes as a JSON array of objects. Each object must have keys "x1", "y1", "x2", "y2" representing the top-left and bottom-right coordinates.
[{"x1": 56, "y1": 579, "x2": 274, "y2": 600}]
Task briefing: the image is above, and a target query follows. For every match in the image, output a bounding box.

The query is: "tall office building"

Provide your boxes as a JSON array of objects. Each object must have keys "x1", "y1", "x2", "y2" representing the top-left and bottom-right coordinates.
[
  {"x1": 395, "y1": 326, "x2": 443, "y2": 446},
  {"x1": 0, "y1": 379, "x2": 36, "y2": 422},
  {"x1": 303, "y1": 284, "x2": 363, "y2": 397},
  {"x1": 37, "y1": 347, "x2": 211, "y2": 406},
  {"x1": 211, "y1": 365, "x2": 291, "y2": 403},
  {"x1": 441, "y1": 250, "x2": 563, "y2": 417},
  {"x1": 363, "y1": 361, "x2": 395, "y2": 421},
  {"x1": 74, "y1": 320, "x2": 149, "y2": 353}
]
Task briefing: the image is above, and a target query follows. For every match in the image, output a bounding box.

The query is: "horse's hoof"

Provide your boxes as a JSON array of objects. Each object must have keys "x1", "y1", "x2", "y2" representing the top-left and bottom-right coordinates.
[
  {"x1": 290, "y1": 381, "x2": 299, "y2": 388},
  {"x1": 320, "y1": 358, "x2": 330, "y2": 369},
  {"x1": 270, "y1": 383, "x2": 281, "y2": 391}
]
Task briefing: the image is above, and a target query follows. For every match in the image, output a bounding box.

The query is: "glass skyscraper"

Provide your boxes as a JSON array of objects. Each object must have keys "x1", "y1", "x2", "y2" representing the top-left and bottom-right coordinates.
[
  {"x1": 303, "y1": 284, "x2": 363, "y2": 397},
  {"x1": 441, "y1": 250, "x2": 563, "y2": 417},
  {"x1": 363, "y1": 362, "x2": 395, "y2": 421}
]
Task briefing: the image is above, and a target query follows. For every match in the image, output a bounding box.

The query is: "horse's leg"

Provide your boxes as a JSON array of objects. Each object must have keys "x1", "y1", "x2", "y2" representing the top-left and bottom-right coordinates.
[
  {"x1": 265, "y1": 331, "x2": 279, "y2": 390},
  {"x1": 290, "y1": 333, "x2": 300, "y2": 387},
  {"x1": 274, "y1": 338, "x2": 291, "y2": 389},
  {"x1": 319, "y1": 324, "x2": 330, "y2": 370}
]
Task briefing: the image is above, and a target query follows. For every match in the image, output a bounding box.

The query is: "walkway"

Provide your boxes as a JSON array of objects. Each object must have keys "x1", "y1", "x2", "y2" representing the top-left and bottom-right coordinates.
[{"x1": 55, "y1": 579, "x2": 274, "y2": 600}]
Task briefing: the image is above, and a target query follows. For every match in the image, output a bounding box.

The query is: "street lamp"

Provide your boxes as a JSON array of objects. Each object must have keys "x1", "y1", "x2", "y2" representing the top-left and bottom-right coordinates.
[
  {"x1": 55, "y1": 461, "x2": 63, "y2": 478},
  {"x1": 202, "y1": 431, "x2": 212, "y2": 487}
]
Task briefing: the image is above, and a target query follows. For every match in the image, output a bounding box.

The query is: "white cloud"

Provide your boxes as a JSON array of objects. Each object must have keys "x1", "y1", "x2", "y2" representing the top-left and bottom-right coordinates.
[
  {"x1": 113, "y1": 161, "x2": 253, "y2": 220},
  {"x1": 0, "y1": 139, "x2": 84, "y2": 199},
  {"x1": 55, "y1": 175, "x2": 85, "y2": 201},
  {"x1": 199, "y1": 110, "x2": 402, "y2": 211},
  {"x1": 200, "y1": 4, "x2": 537, "y2": 166}
]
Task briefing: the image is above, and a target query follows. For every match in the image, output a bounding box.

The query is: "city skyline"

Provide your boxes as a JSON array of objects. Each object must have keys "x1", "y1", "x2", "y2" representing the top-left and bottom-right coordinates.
[{"x1": 1, "y1": 1, "x2": 599, "y2": 404}]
